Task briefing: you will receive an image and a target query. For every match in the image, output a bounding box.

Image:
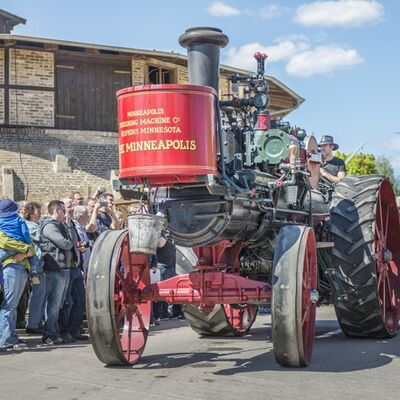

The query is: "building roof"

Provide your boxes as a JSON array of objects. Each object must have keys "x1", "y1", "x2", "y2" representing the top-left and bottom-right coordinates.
[
  {"x1": 0, "y1": 10, "x2": 26, "y2": 33},
  {"x1": 0, "y1": 34, "x2": 304, "y2": 116}
]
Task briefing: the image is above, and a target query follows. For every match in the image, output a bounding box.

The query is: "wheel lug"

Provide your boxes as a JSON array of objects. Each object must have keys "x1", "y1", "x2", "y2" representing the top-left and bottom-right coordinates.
[
  {"x1": 310, "y1": 289, "x2": 319, "y2": 304},
  {"x1": 383, "y1": 249, "x2": 393, "y2": 263}
]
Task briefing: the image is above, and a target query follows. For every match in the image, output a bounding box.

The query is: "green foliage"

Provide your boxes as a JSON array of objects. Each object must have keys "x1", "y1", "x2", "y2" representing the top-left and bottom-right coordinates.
[
  {"x1": 334, "y1": 152, "x2": 400, "y2": 194},
  {"x1": 334, "y1": 151, "x2": 377, "y2": 175}
]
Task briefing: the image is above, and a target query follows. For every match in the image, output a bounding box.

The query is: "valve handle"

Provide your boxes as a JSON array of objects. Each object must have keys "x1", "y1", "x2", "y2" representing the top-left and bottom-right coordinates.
[{"x1": 253, "y1": 52, "x2": 268, "y2": 75}]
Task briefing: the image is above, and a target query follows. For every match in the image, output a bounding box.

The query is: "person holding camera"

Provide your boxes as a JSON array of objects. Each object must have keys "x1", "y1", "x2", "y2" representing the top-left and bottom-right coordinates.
[{"x1": 93, "y1": 187, "x2": 120, "y2": 236}]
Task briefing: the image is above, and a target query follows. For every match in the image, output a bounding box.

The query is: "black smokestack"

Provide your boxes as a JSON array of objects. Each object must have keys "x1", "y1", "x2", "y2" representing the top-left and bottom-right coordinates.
[{"x1": 179, "y1": 27, "x2": 229, "y2": 92}]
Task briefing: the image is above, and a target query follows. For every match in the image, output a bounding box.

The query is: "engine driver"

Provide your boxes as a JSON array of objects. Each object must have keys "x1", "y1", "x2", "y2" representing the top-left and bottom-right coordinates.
[{"x1": 319, "y1": 135, "x2": 346, "y2": 183}]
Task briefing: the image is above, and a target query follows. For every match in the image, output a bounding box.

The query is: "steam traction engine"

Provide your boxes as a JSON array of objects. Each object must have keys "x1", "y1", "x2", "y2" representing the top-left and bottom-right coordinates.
[{"x1": 87, "y1": 27, "x2": 400, "y2": 367}]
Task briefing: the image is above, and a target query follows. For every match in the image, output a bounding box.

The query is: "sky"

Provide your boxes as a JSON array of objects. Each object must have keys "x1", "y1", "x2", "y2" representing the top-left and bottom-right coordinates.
[{"x1": 3, "y1": 0, "x2": 400, "y2": 173}]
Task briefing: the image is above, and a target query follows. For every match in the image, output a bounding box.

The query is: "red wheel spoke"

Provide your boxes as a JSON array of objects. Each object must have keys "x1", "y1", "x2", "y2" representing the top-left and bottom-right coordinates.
[
  {"x1": 115, "y1": 267, "x2": 129, "y2": 289},
  {"x1": 384, "y1": 272, "x2": 396, "y2": 309},
  {"x1": 134, "y1": 305, "x2": 146, "y2": 331},
  {"x1": 384, "y1": 206, "x2": 389, "y2": 248},
  {"x1": 117, "y1": 305, "x2": 127, "y2": 323},
  {"x1": 127, "y1": 314, "x2": 133, "y2": 361},
  {"x1": 377, "y1": 264, "x2": 384, "y2": 287},
  {"x1": 302, "y1": 307, "x2": 309, "y2": 327}
]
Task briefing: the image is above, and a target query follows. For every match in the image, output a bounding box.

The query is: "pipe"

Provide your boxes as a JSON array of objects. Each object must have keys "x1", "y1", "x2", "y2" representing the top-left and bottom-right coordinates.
[{"x1": 179, "y1": 27, "x2": 229, "y2": 92}]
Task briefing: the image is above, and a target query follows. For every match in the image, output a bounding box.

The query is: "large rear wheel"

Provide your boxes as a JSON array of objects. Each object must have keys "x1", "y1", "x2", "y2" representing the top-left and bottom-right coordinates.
[
  {"x1": 330, "y1": 176, "x2": 400, "y2": 337},
  {"x1": 86, "y1": 230, "x2": 151, "y2": 365},
  {"x1": 272, "y1": 225, "x2": 318, "y2": 367}
]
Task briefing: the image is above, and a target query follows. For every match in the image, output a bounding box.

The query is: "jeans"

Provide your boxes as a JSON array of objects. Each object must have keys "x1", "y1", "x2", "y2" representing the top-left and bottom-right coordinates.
[
  {"x1": 43, "y1": 270, "x2": 70, "y2": 338},
  {"x1": 26, "y1": 272, "x2": 47, "y2": 329},
  {"x1": 0, "y1": 264, "x2": 28, "y2": 348},
  {"x1": 158, "y1": 263, "x2": 179, "y2": 318},
  {"x1": 59, "y1": 268, "x2": 85, "y2": 335}
]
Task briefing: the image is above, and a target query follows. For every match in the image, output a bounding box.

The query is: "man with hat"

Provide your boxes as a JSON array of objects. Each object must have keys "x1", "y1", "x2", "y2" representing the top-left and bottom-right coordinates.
[{"x1": 319, "y1": 135, "x2": 346, "y2": 183}]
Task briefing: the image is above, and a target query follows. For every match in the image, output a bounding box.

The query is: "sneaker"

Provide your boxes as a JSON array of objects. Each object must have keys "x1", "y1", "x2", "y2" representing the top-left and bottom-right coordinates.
[
  {"x1": 42, "y1": 336, "x2": 54, "y2": 345},
  {"x1": 71, "y1": 333, "x2": 89, "y2": 341},
  {"x1": 0, "y1": 344, "x2": 14, "y2": 352},
  {"x1": 52, "y1": 336, "x2": 66, "y2": 345},
  {"x1": 26, "y1": 327, "x2": 42, "y2": 335},
  {"x1": 61, "y1": 333, "x2": 77, "y2": 343},
  {"x1": 42, "y1": 336, "x2": 65, "y2": 346}
]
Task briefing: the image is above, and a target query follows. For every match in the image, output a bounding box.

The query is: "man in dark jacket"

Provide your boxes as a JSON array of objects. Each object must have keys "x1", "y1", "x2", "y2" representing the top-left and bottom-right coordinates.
[{"x1": 40, "y1": 200, "x2": 74, "y2": 345}]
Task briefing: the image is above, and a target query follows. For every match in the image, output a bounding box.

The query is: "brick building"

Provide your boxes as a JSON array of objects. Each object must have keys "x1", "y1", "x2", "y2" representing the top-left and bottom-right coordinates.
[{"x1": 0, "y1": 13, "x2": 304, "y2": 201}]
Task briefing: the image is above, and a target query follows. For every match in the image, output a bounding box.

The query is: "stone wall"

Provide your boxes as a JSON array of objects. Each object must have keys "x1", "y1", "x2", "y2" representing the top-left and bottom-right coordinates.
[
  {"x1": 9, "y1": 89, "x2": 54, "y2": 126},
  {"x1": 0, "y1": 127, "x2": 118, "y2": 202},
  {"x1": 0, "y1": 49, "x2": 3, "y2": 124},
  {"x1": 0, "y1": 48, "x2": 4, "y2": 84},
  {"x1": 6, "y1": 49, "x2": 55, "y2": 127},
  {"x1": 0, "y1": 88, "x2": 4, "y2": 124},
  {"x1": 131, "y1": 59, "x2": 146, "y2": 85},
  {"x1": 9, "y1": 49, "x2": 54, "y2": 87}
]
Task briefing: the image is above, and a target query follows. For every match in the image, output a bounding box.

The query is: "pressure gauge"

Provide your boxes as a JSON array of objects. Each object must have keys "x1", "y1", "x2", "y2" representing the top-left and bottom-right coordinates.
[{"x1": 253, "y1": 92, "x2": 269, "y2": 108}]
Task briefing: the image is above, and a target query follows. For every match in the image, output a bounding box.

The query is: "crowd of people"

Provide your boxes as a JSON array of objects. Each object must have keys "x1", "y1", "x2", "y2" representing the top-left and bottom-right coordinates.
[{"x1": 0, "y1": 187, "x2": 180, "y2": 352}]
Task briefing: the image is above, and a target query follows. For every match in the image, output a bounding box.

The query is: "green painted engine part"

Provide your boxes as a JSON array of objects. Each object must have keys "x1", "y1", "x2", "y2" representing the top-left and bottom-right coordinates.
[{"x1": 245, "y1": 128, "x2": 291, "y2": 165}]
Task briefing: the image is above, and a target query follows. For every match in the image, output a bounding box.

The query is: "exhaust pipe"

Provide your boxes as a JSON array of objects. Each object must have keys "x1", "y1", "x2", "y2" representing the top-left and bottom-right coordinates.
[{"x1": 179, "y1": 27, "x2": 229, "y2": 92}]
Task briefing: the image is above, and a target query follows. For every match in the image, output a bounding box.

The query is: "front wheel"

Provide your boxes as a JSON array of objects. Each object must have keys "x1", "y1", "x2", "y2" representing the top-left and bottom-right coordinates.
[
  {"x1": 272, "y1": 225, "x2": 318, "y2": 367},
  {"x1": 86, "y1": 230, "x2": 151, "y2": 366}
]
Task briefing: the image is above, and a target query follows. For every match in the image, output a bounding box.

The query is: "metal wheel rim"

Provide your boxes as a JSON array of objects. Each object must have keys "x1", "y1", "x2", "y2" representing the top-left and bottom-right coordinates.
[
  {"x1": 374, "y1": 180, "x2": 400, "y2": 335},
  {"x1": 296, "y1": 228, "x2": 317, "y2": 365},
  {"x1": 110, "y1": 234, "x2": 151, "y2": 364},
  {"x1": 222, "y1": 304, "x2": 258, "y2": 335}
]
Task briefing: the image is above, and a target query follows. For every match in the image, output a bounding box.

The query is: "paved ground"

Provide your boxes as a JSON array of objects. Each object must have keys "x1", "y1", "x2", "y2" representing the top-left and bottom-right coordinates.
[{"x1": 0, "y1": 306, "x2": 399, "y2": 400}]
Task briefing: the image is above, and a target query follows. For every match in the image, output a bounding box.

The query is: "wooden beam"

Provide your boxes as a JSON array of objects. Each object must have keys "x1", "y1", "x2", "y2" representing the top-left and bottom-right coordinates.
[
  {"x1": 3, "y1": 39, "x2": 16, "y2": 47},
  {"x1": 44, "y1": 43, "x2": 58, "y2": 51}
]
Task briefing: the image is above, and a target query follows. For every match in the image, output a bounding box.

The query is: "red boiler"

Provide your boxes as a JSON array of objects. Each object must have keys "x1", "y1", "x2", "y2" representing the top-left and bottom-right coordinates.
[{"x1": 117, "y1": 84, "x2": 218, "y2": 185}]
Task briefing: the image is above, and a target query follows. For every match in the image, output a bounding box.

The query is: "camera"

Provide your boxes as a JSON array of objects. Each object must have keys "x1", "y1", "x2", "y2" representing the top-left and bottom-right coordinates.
[
  {"x1": 95, "y1": 187, "x2": 107, "y2": 198},
  {"x1": 77, "y1": 241, "x2": 90, "y2": 249},
  {"x1": 99, "y1": 201, "x2": 108, "y2": 207}
]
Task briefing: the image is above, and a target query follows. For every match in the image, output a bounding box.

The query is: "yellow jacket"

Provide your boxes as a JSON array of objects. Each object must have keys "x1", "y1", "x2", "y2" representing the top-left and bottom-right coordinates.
[{"x1": 0, "y1": 231, "x2": 31, "y2": 271}]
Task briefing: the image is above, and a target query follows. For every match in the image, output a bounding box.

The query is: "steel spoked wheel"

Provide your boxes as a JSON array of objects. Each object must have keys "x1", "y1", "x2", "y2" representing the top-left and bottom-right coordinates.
[
  {"x1": 183, "y1": 303, "x2": 257, "y2": 337},
  {"x1": 374, "y1": 180, "x2": 400, "y2": 334},
  {"x1": 330, "y1": 176, "x2": 400, "y2": 338},
  {"x1": 222, "y1": 304, "x2": 258, "y2": 335},
  {"x1": 87, "y1": 230, "x2": 151, "y2": 366},
  {"x1": 272, "y1": 225, "x2": 318, "y2": 367}
]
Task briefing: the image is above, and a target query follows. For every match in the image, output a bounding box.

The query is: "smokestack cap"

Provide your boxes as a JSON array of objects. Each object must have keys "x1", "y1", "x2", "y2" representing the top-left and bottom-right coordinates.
[{"x1": 179, "y1": 27, "x2": 229, "y2": 49}]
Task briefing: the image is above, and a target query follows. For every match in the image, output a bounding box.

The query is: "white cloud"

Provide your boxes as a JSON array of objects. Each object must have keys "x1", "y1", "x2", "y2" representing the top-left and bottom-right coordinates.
[
  {"x1": 381, "y1": 137, "x2": 400, "y2": 151},
  {"x1": 208, "y1": 1, "x2": 241, "y2": 17},
  {"x1": 295, "y1": 0, "x2": 384, "y2": 28},
  {"x1": 286, "y1": 45, "x2": 363, "y2": 77},
  {"x1": 260, "y1": 4, "x2": 289, "y2": 19},
  {"x1": 274, "y1": 34, "x2": 309, "y2": 43},
  {"x1": 225, "y1": 40, "x2": 310, "y2": 71}
]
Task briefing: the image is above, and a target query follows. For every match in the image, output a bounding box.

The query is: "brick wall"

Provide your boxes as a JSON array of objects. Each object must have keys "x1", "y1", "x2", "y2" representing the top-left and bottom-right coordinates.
[
  {"x1": 177, "y1": 67, "x2": 188, "y2": 84},
  {"x1": 0, "y1": 88, "x2": 4, "y2": 124},
  {"x1": 9, "y1": 89, "x2": 54, "y2": 126},
  {"x1": 0, "y1": 49, "x2": 3, "y2": 124},
  {"x1": 131, "y1": 59, "x2": 146, "y2": 85},
  {"x1": 0, "y1": 127, "x2": 118, "y2": 202},
  {"x1": 0, "y1": 48, "x2": 4, "y2": 84},
  {"x1": 9, "y1": 49, "x2": 54, "y2": 87},
  {"x1": 219, "y1": 76, "x2": 231, "y2": 98},
  {"x1": 5, "y1": 49, "x2": 55, "y2": 127}
]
